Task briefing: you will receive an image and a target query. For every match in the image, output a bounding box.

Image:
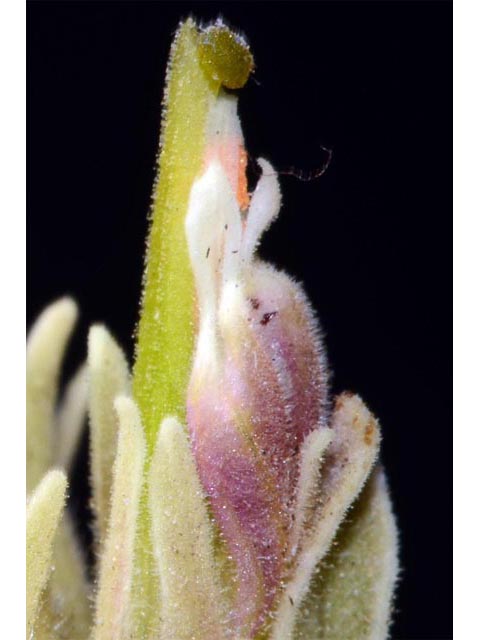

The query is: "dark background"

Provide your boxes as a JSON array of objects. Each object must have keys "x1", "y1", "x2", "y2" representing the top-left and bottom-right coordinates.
[{"x1": 27, "y1": 2, "x2": 452, "y2": 638}]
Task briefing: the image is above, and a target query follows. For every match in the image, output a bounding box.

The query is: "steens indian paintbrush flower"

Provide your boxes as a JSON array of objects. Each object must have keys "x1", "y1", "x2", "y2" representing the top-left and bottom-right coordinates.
[
  {"x1": 26, "y1": 18, "x2": 398, "y2": 640},
  {"x1": 185, "y1": 95, "x2": 331, "y2": 634}
]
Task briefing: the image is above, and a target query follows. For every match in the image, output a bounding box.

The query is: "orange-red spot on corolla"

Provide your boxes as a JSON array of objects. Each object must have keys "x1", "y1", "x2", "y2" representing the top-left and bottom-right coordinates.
[{"x1": 204, "y1": 138, "x2": 250, "y2": 211}]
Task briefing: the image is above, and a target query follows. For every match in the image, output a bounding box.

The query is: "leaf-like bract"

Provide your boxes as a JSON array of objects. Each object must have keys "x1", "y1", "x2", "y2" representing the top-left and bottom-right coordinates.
[
  {"x1": 27, "y1": 298, "x2": 77, "y2": 492},
  {"x1": 148, "y1": 417, "x2": 229, "y2": 640},
  {"x1": 296, "y1": 468, "x2": 398, "y2": 640},
  {"x1": 88, "y1": 325, "x2": 130, "y2": 548},
  {"x1": 55, "y1": 363, "x2": 88, "y2": 471},
  {"x1": 26, "y1": 470, "x2": 67, "y2": 637},
  {"x1": 93, "y1": 397, "x2": 145, "y2": 640},
  {"x1": 271, "y1": 394, "x2": 380, "y2": 639}
]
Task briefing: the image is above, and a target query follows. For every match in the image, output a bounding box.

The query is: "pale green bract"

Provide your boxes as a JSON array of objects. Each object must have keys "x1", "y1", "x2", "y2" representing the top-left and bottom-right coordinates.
[{"x1": 26, "y1": 18, "x2": 398, "y2": 640}]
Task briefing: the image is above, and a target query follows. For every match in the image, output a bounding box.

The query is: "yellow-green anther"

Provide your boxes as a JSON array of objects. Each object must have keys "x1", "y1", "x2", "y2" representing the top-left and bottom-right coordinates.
[{"x1": 198, "y1": 22, "x2": 254, "y2": 89}]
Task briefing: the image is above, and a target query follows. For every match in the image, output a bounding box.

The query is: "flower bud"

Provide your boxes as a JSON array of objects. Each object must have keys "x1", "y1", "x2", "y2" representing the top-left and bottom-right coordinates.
[{"x1": 186, "y1": 94, "x2": 329, "y2": 635}]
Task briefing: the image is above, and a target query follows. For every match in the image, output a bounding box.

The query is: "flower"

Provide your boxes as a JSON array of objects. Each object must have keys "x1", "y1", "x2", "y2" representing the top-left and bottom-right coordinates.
[
  {"x1": 184, "y1": 92, "x2": 333, "y2": 634},
  {"x1": 27, "y1": 18, "x2": 398, "y2": 640}
]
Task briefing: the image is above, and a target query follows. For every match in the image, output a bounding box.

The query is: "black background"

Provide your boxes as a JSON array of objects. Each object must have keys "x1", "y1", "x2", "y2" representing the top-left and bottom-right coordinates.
[{"x1": 27, "y1": 2, "x2": 452, "y2": 638}]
